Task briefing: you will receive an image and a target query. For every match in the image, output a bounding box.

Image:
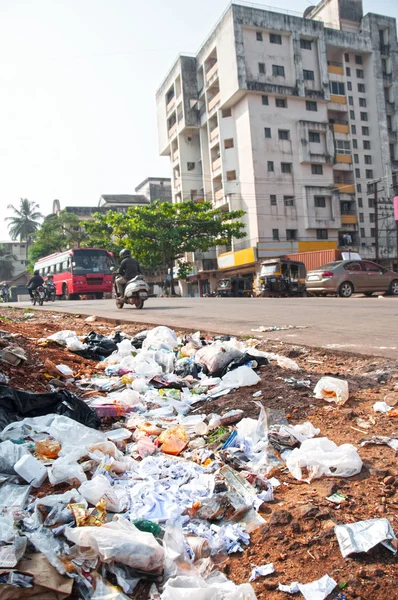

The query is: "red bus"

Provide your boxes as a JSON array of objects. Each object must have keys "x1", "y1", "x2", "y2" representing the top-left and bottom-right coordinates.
[{"x1": 34, "y1": 248, "x2": 114, "y2": 299}]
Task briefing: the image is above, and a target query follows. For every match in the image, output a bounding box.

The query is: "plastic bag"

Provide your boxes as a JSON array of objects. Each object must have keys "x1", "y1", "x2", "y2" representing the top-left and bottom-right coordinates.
[
  {"x1": 78, "y1": 475, "x2": 129, "y2": 512},
  {"x1": 28, "y1": 527, "x2": 68, "y2": 575},
  {"x1": 313, "y1": 377, "x2": 349, "y2": 405},
  {"x1": 65, "y1": 337, "x2": 87, "y2": 352},
  {"x1": 64, "y1": 516, "x2": 164, "y2": 572},
  {"x1": 209, "y1": 367, "x2": 261, "y2": 397},
  {"x1": 48, "y1": 452, "x2": 87, "y2": 485},
  {"x1": 47, "y1": 330, "x2": 78, "y2": 345},
  {"x1": 107, "y1": 389, "x2": 141, "y2": 407},
  {"x1": 131, "y1": 352, "x2": 163, "y2": 378},
  {"x1": 195, "y1": 345, "x2": 242, "y2": 375},
  {"x1": 286, "y1": 437, "x2": 362, "y2": 482},
  {"x1": 49, "y1": 415, "x2": 104, "y2": 451},
  {"x1": 144, "y1": 326, "x2": 178, "y2": 349},
  {"x1": 35, "y1": 439, "x2": 61, "y2": 459},
  {"x1": 91, "y1": 575, "x2": 131, "y2": 600},
  {"x1": 0, "y1": 515, "x2": 16, "y2": 542},
  {"x1": 160, "y1": 574, "x2": 257, "y2": 600},
  {"x1": 276, "y1": 355, "x2": 300, "y2": 371},
  {"x1": 0, "y1": 483, "x2": 30, "y2": 512},
  {"x1": 56, "y1": 364, "x2": 74, "y2": 378},
  {"x1": 0, "y1": 440, "x2": 28, "y2": 474}
]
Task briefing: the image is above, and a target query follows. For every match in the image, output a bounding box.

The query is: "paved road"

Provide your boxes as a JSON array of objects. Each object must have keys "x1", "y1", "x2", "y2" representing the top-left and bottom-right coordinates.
[{"x1": 11, "y1": 296, "x2": 398, "y2": 359}]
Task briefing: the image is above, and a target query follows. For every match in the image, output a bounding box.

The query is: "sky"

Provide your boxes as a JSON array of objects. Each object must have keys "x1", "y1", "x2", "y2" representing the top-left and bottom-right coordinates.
[{"x1": 0, "y1": 0, "x2": 397, "y2": 240}]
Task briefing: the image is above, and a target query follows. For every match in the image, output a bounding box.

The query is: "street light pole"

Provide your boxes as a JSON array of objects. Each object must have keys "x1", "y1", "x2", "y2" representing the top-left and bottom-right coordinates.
[{"x1": 374, "y1": 181, "x2": 379, "y2": 263}]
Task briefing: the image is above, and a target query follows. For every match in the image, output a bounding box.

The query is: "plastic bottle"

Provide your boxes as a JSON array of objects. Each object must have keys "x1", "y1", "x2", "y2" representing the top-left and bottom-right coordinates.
[{"x1": 14, "y1": 454, "x2": 48, "y2": 487}]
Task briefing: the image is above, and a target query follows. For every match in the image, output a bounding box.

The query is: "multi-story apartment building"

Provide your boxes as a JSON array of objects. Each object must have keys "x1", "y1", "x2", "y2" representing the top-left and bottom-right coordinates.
[
  {"x1": 0, "y1": 241, "x2": 28, "y2": 277},
  {"x1": 156, "y1": 0, "x2": 398, "y2": 290}
]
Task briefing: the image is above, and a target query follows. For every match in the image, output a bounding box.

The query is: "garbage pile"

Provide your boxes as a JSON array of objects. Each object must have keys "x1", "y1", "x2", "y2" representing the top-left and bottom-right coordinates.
[{"x1": 0, "y1": 324, "x2": 394, "y2": 599}]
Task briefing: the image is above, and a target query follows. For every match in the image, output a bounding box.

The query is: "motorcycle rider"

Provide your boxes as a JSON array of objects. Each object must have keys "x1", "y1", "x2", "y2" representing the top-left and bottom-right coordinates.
[
  {"x1": 116, "y1": 249, "x2": 141, "y2": 298},
  {"x1": 0, "y1": 282, "x2": 9, "y2": 302},
  {"x1": 28, "y1": 270, "x2": 44, "y2": 299},
  {"x1": 44, "y1": 274, "x2": 56, "y2": 300}
]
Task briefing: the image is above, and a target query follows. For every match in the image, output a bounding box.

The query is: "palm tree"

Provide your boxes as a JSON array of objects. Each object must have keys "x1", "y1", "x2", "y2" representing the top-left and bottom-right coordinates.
[
  {"x1": 6, "y1": 199, "x2": 42, "y2": 255},
  {"x1": 0, "y1": 245, "x2": 15, "y2": 282}
]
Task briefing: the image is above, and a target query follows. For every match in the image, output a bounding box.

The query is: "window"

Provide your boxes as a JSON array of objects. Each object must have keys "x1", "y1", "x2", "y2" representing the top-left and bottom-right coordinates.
[
  {"x1": 316, "y1": 229, "x2": 328, "y2": 240},
  {"x1": 309, "y1": 132, "x2": 320, "y2": 143},
  {"x1": 363, "y1": 140, "x2": 371, "y2": 150},
  {"x1": 303, "y1": 69, "x2": 314, "y2": 81},
  {"x1": 187, "y1": 162, "x2": 195, "y2": 171},
  {"x1": 368, "y1": 198, "x2": 374, "y2": 208},
  {"x1": 284, "y1": 196, "x2": 295, "y2": 206},
  {"x1": 272, "y1": 64, "x2": 285, "y2": 77},
  {"x1": 357, "y1": 183, "x2": 362, "y2": 192},
  {"x1": 264, "y1": 127, "x2": 271, "y2": 138},
  {"x1": 359, "y1": 213, "x2": 364, "y2": 223},
  {"x1": 354, "y1": 154, "x2": 359, "y2": 163},
  {"x1": 360, "y1": 227, "x2": 365, "y2": 237},
  {"x1": 346, "y1": 67, "x2": 351, "y2": 76},
  {"x1": 350, "y1": 110, "x2": 355, "y2": 119},
  {"x1": 353, "y1": 139, "x2": 358, "y2": 149},
  {"x1": 314, "y1": 196, "x2": 326, "y2": 208},
  {"x1": 345, "y1": 53, "x2": 350, "y2": 62},
  {"x1": 366, "y1": 169, "x2": 373, "y2": 178},
  {"x1": 371, "y1": 228, "x2": 376, "y2": 238},
  {"x1": 272, "y1": 229, "x2": 279, "y2": 241},
  {"x1": 336, "y1": 139, "x2": 351, "y2": 154},
  {"x1": 311, "y1": 164, "x2": 323, "y2": 175},
  {"x1": 270, "y1": 194, "x2": 277, "y2": 206},
  {"x1": 369, "y1": 213, "x2": 375, "y2": 223},
  {"x1": 349, "y1": 96, "x2": 354, "y2": 106},
  {"x1": 306, "y1": 100, "x2": 317, "y2": 111},
  {"x1": 362, "y1": 126, "x2": 369, "y2": 135},
  {"x1": 330, "y1": 81, "x2": 345, "y2": 95},
  {"x1": 356, "y1": 69, "x2": 364, "y2": 78},
  {"x1": 387, "y1": 115, "x2": 392, "y2": 130},
  {"x1": 286, "y1": 229, "x2": 297, "y2": 241},
  {"x1": 268, "y1": 161, "x2": 274, "y2": 172},
  {"x1": 347, "y1": 81, "x2": 352, "y2": 91},
  {"x1": 351, "y1": 125, "x2": 356, "y2": 134},
  {"x1": 226, "y1": 170, "x2": 236, "y2": 181},
  {"x1": 262, "y1": 95, "x2": 269, "y2": 105},
  {"x1": 259, "y1": 62, "x2": 265, "y2": 74},
  {"x1": 300, "y1": 39, "x2": 312, "y2": 50},
  {"x1": 270, "y1": 33, "x2": 282, "y2": 44},
  {"x1": 358, "y1": 83, "x2": 365, "y2": 93},
  {"x1": 256, "y1": 31, "x2": 263, "y2": 41},
  {"x1": 365, "y1": 155, "x2": 372, "y2": 164},
  {"x1": 281, "y1": 162, "x2": 292, "y2": 173},
  {"x1": 355, "y1": 55, "x2": 363, "y2": 65},
  {"x1": 358, "y1": 197, "x2": 363, "y2": 208},
  {"x1": 359, "y1": 98, "x2": 367, "y2": 107},
  {"x1": 276, "y1": 98, "x2": 287, "y2": 108},
  {"x1": 278, "y1": 129, "x2": 290, "y2": 140},
  {"x1": 355, "y1": 168, "x2": 361, "y2": 177},
  {"x1": 222, "y1": 108, "x2": 231, "y2": 118},
  {"x1": 224, "y1": 138, "x2": 234, "y2": 149}
]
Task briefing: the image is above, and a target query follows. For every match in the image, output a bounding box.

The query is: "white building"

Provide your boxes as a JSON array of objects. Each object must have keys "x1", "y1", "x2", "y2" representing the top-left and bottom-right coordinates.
[
  {"x1": 156, "y1": 0, "x2": 398, "y2": 289},
  {"x1": 0, "y1": 241, "x2": 28, "y2": 277}
]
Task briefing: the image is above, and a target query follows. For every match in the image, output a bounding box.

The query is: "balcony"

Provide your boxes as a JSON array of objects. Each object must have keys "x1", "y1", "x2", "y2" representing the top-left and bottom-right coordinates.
[
  {"x1": 174, "y1": 178, "x2": 181, "y2": 191},
  {"x1": 212, "y1": 157, "x2": 221, "y2": 172},
  {"x1": 206, "y1": 63, "x2": 219, "y2": 86},
  {"x1": 340, "y1": 207, "x2": 356, "y2": 215},
  {"x1": 335, "y1": 182, "x2": 355, "y2": 194},
  {"x1": 172, "y1": 150, "x2": 179, "y2": 164},
  {"x1": 166, "y1": 96, "x2": 175, "y2": 113},
  {"x1": 341, "y1": 214, "x2": 358, "y2": 225},
  {"x1": 210, "y1": 126, "x2": 219, "y2": 142},
  {"x1": 329, "y1": 94, "x2": 347, "y2": 105},
  {"x1": 208, "y1": 92, "x2": 220, "y2": 113},
  {"x1": 168, "y1": 122, "x2": 177, "y2": 138},
  {"x1": 333, "y1": 122, "x2": 349, "y2": 134},
  {"x1": 214, "y1": 187, "x2": 224, "y2": 202},
  {"x1": 380, "y1": 44, "x2": 390, "y2": 55},
  {"x1": 388, "y1": 129, "x2": 398, "y2": 142},
  {"x1": 383, "y1": 72, "x2": 392, "y2": 85},
  {"x1": 177, "y1": 110, "x2": 183, "y2": 123},
  {"x1": 335, "y1": 153, "x2": 352, "y2": 163},
  {"x1": 391, "y1": 160, "x2": 398, "y2": 171},
  {"x1": 327, "y1": 61, "x2": 344, "y2": 76}
]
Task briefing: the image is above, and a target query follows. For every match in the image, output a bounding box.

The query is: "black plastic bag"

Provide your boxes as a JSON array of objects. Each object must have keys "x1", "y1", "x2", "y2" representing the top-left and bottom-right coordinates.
[
  {"x1": 0, "y1": 385, "x2": 100, "y2": 432},
  {"x1": 216, "y1": 352, "x2": 269, "y2": 378}
]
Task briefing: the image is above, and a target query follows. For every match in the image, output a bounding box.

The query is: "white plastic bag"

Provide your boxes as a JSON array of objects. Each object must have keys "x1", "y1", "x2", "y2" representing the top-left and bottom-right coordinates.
[
  {"x1": 373, "y1": 401, "x2": 392, "y2": 413},
  {"x1": 160, "y1": 574, "x2": 257, "y2": 600},
  {"x1": 105, "y1": 339, "x2": 135, "y2": 364},
  {"x1": 0, "y1": 440, "x2": 28, "y2": 474},
  {"x1": 49, "y1": 415, "x2": 105, "y2": 452},
  {"x1": 209, "y1": 366, "x2": 261, "y2": 397},
  {"x1": 131, "y1": 352, "x2": 163, "y2": 378},
  {"x1": 276, "y1": 356, "x2": 300, "y2": 371},
  {"x1": 107, "y1": 389, "x2": 141, "y2": 407},
  {"x1": 286, "y1": 437, "x2": 362, "y2": 482},
  {"x1": 78, "y1": 474, "x2": 129, "y2": 512},
  {"x1": 56, "y1": 364, "x2": 74, "y2": 378},
  {"x1": 48, "y1": 452, "x2": 87, "y2": 485},
  {"x1": 64, "y1": 517, "x2": 164, "y2": 572},
  {"x1": 314, "y1": 377, "x2": 349, "y2": 405},
  {"x1": 195, "y1": 344, "x2": 242, "y2": 374},
  {"x1": 144, "y1": 326, "x2": 178, "y2": 349},
  {"x1": 47, "y1": 330, "x2": 78, "y2": 345},
  {"x1": 65, "y1": 337, "x2": 87, "y2": 352}
]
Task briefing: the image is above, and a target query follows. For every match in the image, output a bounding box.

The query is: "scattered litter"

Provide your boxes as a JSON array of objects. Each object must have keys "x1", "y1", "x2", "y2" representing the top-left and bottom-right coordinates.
[
  {"x1": 373, "y1": 401, "x2": 393, "y2": 413},
  {"x1": 360, "y1": 435, "x2": 398, "y2": 451},
  {"x1": 251, "y1": 325, "x2": 308, "y2": 332},
  {"x1": 298, "y1": 574, "x2": 338, "y2": 600},
  {"x1": 85, "y1": 315, "x2": 97, "y2": 323},
  {"x1": 327, "y1": 492, "x2": 347, "y2": 505},
  {"x1": 249, "y1": 562, "x2": 275, "y2": 581},
  {"x1": 335, "y1": 518, "x2": 398, "y2": 558},
  {"x1": 278, "y1": 581, "x2": 300, "y2": 594},
  {"x1": 283, "y1": 377, "x2": 311, "y2": 388},
  {"x1": 1, "y1": 346, "x2": 27, "y2": 366},
  {"x1": 314, "y1": 377, "x2": 349, "y2": 405}
]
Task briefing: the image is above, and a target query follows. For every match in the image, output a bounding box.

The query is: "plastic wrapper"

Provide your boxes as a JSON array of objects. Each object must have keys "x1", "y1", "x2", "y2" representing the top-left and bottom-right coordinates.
[
  {"x1": 35, "y1": 439, "x2": 61, "y2": 459},
  {"x1": 0, "y1": 534, "x2": 27, "y2": 568},
  {"x1": 160, "y1": 574, "x2": 257, "y2": 600},
  {"x1": 68, "y1": 497, "x2": 107, "y2": 527},
  {"x1": 28, "y1": 527, "x2": 68, "y2": 575},
  {"x1": 0, "y1": 483, "x2": 30, "y2": 513},
  {"x1": 334, "y1": 518, "x2": 398, "y2": 558},
  {"x1": 56, "y1": 364, "x2": 74, "y2": 378},
  {"x1": 0, "y1": 515, "x2": 16, "y2": 542},
  {"x1": 286, "y1": 437, "x2": 362, "y2": 482},
  {"x1": 64, "y1": 516, "x2": 165, "y2": 572},
  {"x1": 373, "y1": 401, "x2": 392, "y2": 413},
  {"x1": 78, "y1": 474, "x2": 129, "y2": 512},
  {"x1": 313, "y1": 377, "x2": 349, "y2": 405},
  {"x1": 0, "y1": 440, "x2": 28, "y2": 474},
  {"x1": 298, "y1": 575, "x2": 337, "y2": 600},
  {"x1": 91, "y1": 575, "x2": 131, "y2": 600}
]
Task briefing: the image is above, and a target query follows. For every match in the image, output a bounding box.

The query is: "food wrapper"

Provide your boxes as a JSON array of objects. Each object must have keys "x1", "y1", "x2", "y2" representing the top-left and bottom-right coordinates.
[{"x1": 68, "y1": 498, "x2": 107, "y2": 527}]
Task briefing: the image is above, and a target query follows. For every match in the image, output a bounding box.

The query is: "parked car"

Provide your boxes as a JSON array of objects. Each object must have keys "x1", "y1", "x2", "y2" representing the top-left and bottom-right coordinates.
[{"x1": 305, "y1": 260, "x2": 398, "y2": 298}]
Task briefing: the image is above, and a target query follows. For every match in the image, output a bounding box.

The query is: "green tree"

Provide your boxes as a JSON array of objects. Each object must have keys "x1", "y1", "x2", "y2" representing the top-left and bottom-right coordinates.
[
  {"x1": 0, "y1": 245, "x2": 15, "y2": 282},
  {"x1": 6, "y1": 199, "x2": 42, "y2": 255},
  {"x1": 84, "y1": 200, "x2": 246, "y2": 295},
  {"x1": 29, "y1": 212, "x2": 90, "y2": 268}
]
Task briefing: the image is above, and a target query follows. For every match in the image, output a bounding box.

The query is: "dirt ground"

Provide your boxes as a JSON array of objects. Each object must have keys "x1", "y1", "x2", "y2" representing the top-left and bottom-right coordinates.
[{"x1": 0, "y1": 306, "x2": 397, "y2": 600}]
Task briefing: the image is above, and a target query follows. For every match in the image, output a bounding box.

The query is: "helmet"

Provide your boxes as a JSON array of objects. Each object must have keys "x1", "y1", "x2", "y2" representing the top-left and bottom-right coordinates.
[
  {"x1": 34, "y1": 270, "x2": 39, "y2": 275},
  {"x1": 120, "y1": 249, "x2": 131, "y2": 259}
]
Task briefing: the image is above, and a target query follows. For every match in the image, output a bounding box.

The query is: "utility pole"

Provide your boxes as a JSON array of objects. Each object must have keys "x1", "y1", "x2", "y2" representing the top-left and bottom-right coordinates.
[{"x1": 374, "y1": 181, "x2": 379, "y2": 263}]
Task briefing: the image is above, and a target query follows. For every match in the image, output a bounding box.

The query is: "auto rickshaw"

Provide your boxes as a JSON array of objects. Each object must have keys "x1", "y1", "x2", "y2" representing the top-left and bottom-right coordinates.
[
  {"x1": 216, "y1": 277, "x2": 253, "y2": 297},
  {"x1": 260, "y1": 258, "x2": 307, "y2": 297}
]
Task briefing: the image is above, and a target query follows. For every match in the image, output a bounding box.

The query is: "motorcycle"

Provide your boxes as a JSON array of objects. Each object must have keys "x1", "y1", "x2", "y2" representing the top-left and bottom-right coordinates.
[
  {"x1": 115, "y1": 274, "x2": 149, "y2": 309},
  {"x1": 45, "y1": 283, "x2": 56, "y2": 302},
  {"x1": 31, "y1": 286, "x2": 46, "y2": 306}
]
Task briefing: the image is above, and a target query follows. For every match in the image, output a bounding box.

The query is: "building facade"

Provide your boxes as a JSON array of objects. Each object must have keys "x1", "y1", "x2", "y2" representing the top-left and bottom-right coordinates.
[
  {"x1": 0, "y1": 241, "x2": 28, "y2": 278},
  {"x1": 156, "y1": 0, "x2": 398, "y2": 289}
]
